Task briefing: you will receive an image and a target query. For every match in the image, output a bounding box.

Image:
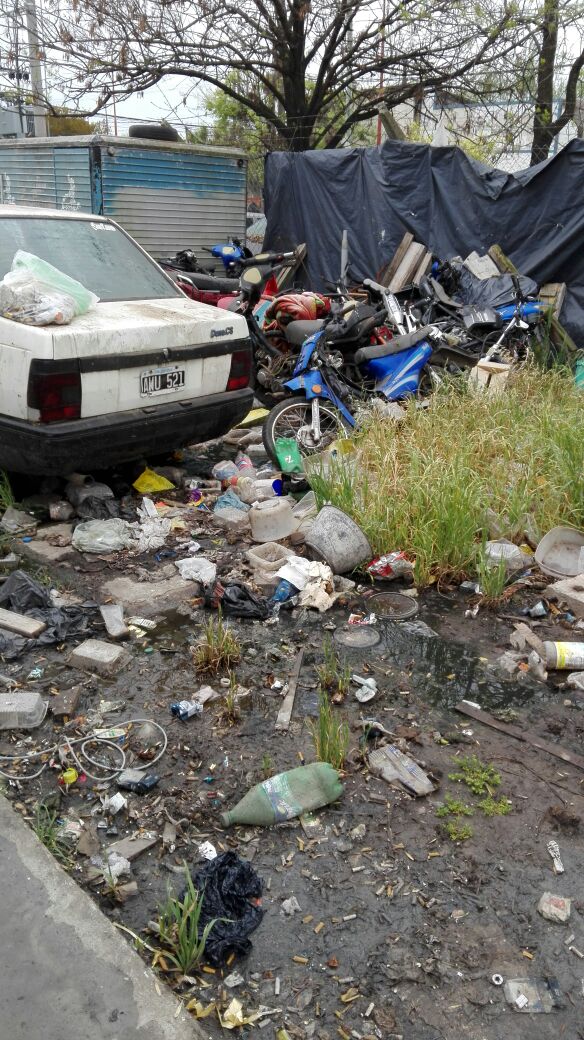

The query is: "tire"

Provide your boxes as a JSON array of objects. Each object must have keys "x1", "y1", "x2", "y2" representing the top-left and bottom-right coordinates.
[
  {"x1": 262, "y1": 397, "x2": 351, "y2": 466},
  {"x1": 129, "y1": 123, "x2": 181, "y2": 142}
]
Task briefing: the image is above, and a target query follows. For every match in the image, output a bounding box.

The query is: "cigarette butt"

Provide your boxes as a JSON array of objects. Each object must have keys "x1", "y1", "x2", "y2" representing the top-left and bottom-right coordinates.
[
  {"x1": 343, "y1": 914, "x2": 357, "y2": 921},
  {"x1": 522, "y1": 950, "x2": 534, "y2": 960},
  {"x1": 293, "y1": 955, "x2": 309, "y2": 964},
  {"x1": 303, "y1": 914, "x2": 314, "y2": 924},
  {"x1": 226, "y1": 952, "x2": 235, "y2": 966},
  {"x1": 314, "y1": 921, "x2": 325, "y2": 934},
  {"x1": 364, "y1": 1003, "x2": 374, "y2": 1018},
  {"x1": 375, "y1": 885, "x2": 385, "y2": 896},
  {"x1": 405, "y1": 851, "x2": 415, "y2": 862},
  {"x1": 202, "y1": 966, "x2": 216, "y2": 974},
  {"x1": 275, "y1": 977, "x2": 281, "y2": 996},
  {"x1": 337, "y1": 1028, "x2": 350, "y2": 1040}
]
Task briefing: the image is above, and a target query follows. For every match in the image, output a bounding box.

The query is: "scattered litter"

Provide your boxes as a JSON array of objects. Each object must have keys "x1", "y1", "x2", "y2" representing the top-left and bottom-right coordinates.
[
  {"x1": 221, "y1": 763, "x2": 343, "y2": 827},
  {"x1": 547, "y1": 840, "x2": 565, "y2": 874},
  {"x1": 102, "y1": 792, "x2": 127, "y2": 815},
  {"x1": 484, "y1": 539, "x2": 530, "y2": 572},
  {"x1": 209, "y1": 582, "x2": 270, "y2": 619},
  {"x1": 224, "y1": 971, "x2": 245, "y2": 989},
  {"x1": 535, "y1": 526, "x2": 584, "y2": 579},
  {"x1": 198, "y1": 841, "x2": 217, "y2": 861},
  {"x1": 0, "y1": 506, "x2": 37, "y2": 534},
  {"x1": 368, "y1": 745, "x2": 434, "y2": 796},
  {"x1": 281, "y1": 896, "x2": 302, "y2": 916},
  {"x1": 334, "y1": 626, "x2": 381, "y2": 649},
  {"x1": 491, "y1": 974, "x2": 504, "y2": 986},
  {"x1": 368, "y1": 591, "x2": 418, "y2": 620},
  {"x1": 543, "y1": 641, "x2": 584, "y2": 670},
  {"x1": 537, "y1": 891, "x2": 571, "y2": 923},
  {"x1": 116, "y1": 769, "x2": 159, "y2": 794},
  {"x1": 567, "y1": 672, "x2": 584, "y2": 691},
  {"x1": 503, "y1": 977, "x2": 562, "y2": 1013}
]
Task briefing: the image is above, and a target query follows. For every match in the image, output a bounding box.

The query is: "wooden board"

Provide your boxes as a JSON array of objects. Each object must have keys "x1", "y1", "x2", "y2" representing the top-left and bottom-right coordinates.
[
  {"x1": 539, "y1": 282, "x2": 566, "y2": 318},
  {"x1": 455, "y1": 699, "x2": 584, "y2": 772},
  {"x1": 412, "y1": 250, "x2": 433, "y2": 286},
  {"x1": 388, "y1": 241, "x2": 426, "y2": 292},
  {"x1": 379, "y1": 232, "x2": 414, "y2": 287},
  {"x1": 275, "y1": 648, "x2": 304, "y2": 731}
]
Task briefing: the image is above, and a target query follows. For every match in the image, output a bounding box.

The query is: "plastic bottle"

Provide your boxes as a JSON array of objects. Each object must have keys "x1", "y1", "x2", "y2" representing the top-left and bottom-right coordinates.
[
  {"x1": 170, "y1": 700, "x2": 204, "y2": 720},
  {"x1": 544, "y1": 641, "x2": 584, "y2": 670},
  {"x1": 269, "y1": 578, "x2": 299, "y2": 604},
  {"x1": 220, "y1": 762, "x2": 344, "y2": 827},
  {"x1": 235, "y1": 451, "x2": 257, "y2": 479}
]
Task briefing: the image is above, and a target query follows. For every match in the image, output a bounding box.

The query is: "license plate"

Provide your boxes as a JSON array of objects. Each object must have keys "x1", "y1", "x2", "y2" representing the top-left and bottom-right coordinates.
[{"x1": 140, "y1": 366, "x2": 185, "y2": 396}]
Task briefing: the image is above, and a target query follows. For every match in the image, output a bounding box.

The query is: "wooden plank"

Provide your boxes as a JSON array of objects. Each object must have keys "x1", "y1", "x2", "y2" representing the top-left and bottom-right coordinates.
[
  {"x1": 276, "y1": 243, "x2": 307, "y2": 291},
  {"x1": 455, "y1": 699, "x2": 584, "y2": 772},
  {"x1": 275, "y1": 648, "x2": 304, "y2": 731},
  {"x1": 388, "y1": 241, "x2": 426, "y2": 292},
  {"x1": 412, "y1": 250, "x2": 433, "y2": 286},
  {"x1": 0, "y1": 607, "x2": 46, "y2": 639},
  {"x1": 488, "y1": 244, "x2": 578, "y2": 357},
  {"x1": 379, "y1": 232, "x2": 414, "y2": 287},
  {"x1": 539, "y1": 282, "x2": 566, "y2": 319}
]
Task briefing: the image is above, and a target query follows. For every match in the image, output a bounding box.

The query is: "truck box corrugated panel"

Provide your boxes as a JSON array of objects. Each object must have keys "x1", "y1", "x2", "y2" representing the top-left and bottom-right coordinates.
[
  {"x1": 100, "y1": 145, "x2": 246, "y2": 256},
  {"x1": 0, "y1": 146, "x2": 92, "y2": 211}
]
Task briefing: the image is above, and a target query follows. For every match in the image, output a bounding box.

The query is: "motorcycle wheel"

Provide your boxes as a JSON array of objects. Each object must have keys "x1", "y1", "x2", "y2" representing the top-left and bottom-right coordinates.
[{"x1": 262, "y1": 397, "x2": 351, "y2": 466}]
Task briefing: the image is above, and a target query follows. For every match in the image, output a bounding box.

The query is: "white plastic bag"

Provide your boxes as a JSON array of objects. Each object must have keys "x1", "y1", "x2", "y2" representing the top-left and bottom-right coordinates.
[
  {"x1": 72, "y1": 518, "x2": 135, "y2": 554},
  {"x1": 175, "y1": 557, "x2": 217, "y2": 584},
  {"x1": 0, "y1": 250, "x2": 99, "y2": 326}
]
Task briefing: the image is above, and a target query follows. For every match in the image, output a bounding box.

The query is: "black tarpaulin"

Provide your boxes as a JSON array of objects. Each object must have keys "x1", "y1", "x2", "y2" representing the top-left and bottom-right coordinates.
[{"x1": 263, "y1": 138, "x2": 584, "y2": 343}]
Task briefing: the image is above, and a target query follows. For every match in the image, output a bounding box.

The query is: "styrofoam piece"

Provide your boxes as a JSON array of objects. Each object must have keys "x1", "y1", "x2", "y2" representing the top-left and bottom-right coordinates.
[
  {"x1": 0, "y1": 689, "x2": 47, "y2": 729},
  {"x1": 246, "y1": 542, "x2": 295, "y2": 575}
]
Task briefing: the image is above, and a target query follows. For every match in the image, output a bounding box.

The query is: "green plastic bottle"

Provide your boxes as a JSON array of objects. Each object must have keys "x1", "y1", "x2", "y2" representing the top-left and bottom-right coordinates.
[{"x1": 220, "y1": 762, "x2": 343, "y2": 827}]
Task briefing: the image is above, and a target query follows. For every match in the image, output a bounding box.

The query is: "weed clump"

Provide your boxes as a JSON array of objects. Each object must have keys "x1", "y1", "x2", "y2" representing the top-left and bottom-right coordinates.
[
  {"x1": 443, "y1": 820, "x2": 473, "y2": 842},
  {"x1": 32, "y1": 803, "x2": 74, "y2": 869},
  {"x1": 316, "y1": 637, "x2": 351, "y2": 703},
  {"x1": 192, "y1": 612, "x2": 241, "y2": 675},
  {"x1": 309, "y1": 694, "x2": 350, "y2": 770},
  {"x1": 155, "y1": 864, "x2": 218, "y2": 975},
  {"x1": 436, "y1": 794, "x2": 475, "y2": 818},
  {"x1": 478, "y1": 795, "x2": 513, "y2": 817}
]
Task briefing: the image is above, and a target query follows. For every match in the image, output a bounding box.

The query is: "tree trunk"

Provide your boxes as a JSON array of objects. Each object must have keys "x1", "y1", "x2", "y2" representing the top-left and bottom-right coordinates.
[{"x1": 530, "y1": 0, "x2": 558, "y2": 166}]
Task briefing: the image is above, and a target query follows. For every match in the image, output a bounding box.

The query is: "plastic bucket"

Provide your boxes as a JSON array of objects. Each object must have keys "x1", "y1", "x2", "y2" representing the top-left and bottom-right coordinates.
[
  {"x1": 305, "y1": 505, "x2": 372, "y2": 574},
  {"x1": 250, "y1": 498, "x2": 295, "y2": 542}
]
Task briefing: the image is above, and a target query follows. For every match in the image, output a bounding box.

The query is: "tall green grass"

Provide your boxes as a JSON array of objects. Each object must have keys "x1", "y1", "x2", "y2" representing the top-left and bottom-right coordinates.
[{"x1": 308, "y1": 368, "x2": 584, "y2": 586}]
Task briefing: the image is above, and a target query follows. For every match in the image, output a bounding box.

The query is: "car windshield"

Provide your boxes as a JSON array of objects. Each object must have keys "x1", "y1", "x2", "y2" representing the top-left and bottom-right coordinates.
[{"x1": 0, "y1": 216, "x2": 181, "y2": 302}]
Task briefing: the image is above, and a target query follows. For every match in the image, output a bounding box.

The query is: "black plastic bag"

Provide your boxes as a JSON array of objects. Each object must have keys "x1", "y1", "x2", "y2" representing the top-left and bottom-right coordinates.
[
  {"x1": 207, "y1": 581, "x2": 270, "y2": 620},
  {"x1": 0, "y1": 570, "x2": 95, "y2": 658},
  {"x1": 185, "y1": 851, "x2": 264, "y2": 967}
]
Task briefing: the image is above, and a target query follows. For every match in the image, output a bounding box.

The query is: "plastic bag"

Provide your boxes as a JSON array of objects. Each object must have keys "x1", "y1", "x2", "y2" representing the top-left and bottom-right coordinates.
[
  {"x1": 367, "y1": 551, "x2": 415, "y2": 581},
  {"x1": 0, "y1": 251, "x2": 98, "y2": 326},
  {"x1": 0, "y1": 569, "x2": 94, "y2": 658},
  {"x1": 132, "y1": 468, "x2": 175, "y2": 493},
  {"x1": 72, "y1": 518, "x2": 134, "y2": 554},
  {"x1": 208, "y1": 581, "x2": 270, "y2": 620},
  {"x1": 213, "y1": 489, "x2": 250, "y2": 514},
  {"x1": 181, "y1": 851, "x2": 264, "y2": 967},
  {"x1": 175, "y1": 557, "x2": 217, "y2": 584}
]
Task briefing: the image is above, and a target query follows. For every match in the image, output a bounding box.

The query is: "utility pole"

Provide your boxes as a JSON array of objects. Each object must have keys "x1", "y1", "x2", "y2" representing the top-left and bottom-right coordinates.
[{"x1": 24, "y1": 0, "x2": 47, "y2": 136}]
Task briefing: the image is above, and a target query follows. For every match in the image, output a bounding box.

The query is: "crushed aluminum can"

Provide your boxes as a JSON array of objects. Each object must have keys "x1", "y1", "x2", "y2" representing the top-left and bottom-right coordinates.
[{"x1": 547, "y1": 840, "x2": 565, "y2": 874}]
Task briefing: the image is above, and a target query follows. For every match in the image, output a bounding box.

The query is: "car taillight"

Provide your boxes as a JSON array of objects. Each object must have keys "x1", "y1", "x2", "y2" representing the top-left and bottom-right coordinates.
[
  {"x1": 28, "y1": 360, "x2": 81, "y2": 423},
  {"x1": 226, "y1": 347, "x2": 252, "y2": 391}
]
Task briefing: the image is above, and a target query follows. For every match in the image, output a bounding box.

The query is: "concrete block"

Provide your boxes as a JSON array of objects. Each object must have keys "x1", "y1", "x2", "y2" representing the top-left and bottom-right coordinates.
[
  {"x1": 545, "y1": 574, "x2": 584, "y2": 618},
  {"x1": 69, "y1": 639, "x2": 130, "y2": 676},
  {"x1": 0, "y1": 608, "x2": 46, "y2": 639},
  {"x1": 99, "y1": 573, "x2": 196, "y2": 616},
  {"x1": 23, "y1": 540, "x2": 73, "y2": 564}
]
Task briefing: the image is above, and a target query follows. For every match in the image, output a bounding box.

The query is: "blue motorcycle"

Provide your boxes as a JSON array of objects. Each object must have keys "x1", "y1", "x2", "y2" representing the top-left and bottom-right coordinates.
[
  {"x1": 262, "y1": 287, "x2": 461, "y2": 463},
  {"x1": 203, "y1": 237, "x2": 253, "y2": 277}
]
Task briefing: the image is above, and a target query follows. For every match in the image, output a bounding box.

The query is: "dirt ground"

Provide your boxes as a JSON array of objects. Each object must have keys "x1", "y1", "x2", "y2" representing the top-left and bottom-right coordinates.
[{"x1": 2, "y1": 437, "x2": 584, "y2": 1040}]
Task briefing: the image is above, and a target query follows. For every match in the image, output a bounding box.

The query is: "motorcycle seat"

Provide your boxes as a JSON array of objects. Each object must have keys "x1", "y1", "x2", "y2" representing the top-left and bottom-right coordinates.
[
  {"x1": 285, "y1": 319, "x2": 326, "y2": 346},
  {"x1": 184, "y1": 271, "x2": 237, "y2": 293},
  {"x1": 354, "y1": 326, "x2": 433, "y2": 365}
]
